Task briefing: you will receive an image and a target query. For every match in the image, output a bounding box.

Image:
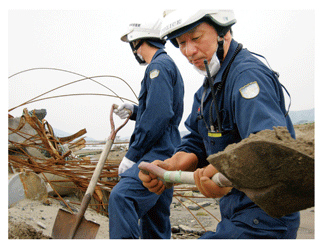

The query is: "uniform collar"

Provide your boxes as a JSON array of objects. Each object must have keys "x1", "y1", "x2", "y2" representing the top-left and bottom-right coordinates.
[{"x1": 150, "y1": 48, "x2": 166, "y2": 62}]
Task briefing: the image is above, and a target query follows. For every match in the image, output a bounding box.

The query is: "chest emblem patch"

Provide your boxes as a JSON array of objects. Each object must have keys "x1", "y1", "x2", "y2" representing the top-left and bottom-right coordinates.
[
  {"x1": 239, "y1": 81, "x2": 260, "y2": 99},
  {"x1": 150, "y1": 69, "x2": 160, "y2": 79}
]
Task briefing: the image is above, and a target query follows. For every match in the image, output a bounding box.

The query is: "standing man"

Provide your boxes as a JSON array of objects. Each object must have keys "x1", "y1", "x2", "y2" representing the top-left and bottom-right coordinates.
[
  {"x1": 139, "y1": 10, "x2": 300, "y2": 239},
  {"x1": 108, "y1": 17, "x2": 184, "y2": 239}
]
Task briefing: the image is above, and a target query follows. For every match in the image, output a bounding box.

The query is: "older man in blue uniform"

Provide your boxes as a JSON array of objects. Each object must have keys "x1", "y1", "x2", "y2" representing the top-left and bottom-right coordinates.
[
  {"x1": 108, "y1": 18, "x2": 184, "y2": 239},
  {"x1": 139, "y1": 10, "x2": 300, "y2": 239}
]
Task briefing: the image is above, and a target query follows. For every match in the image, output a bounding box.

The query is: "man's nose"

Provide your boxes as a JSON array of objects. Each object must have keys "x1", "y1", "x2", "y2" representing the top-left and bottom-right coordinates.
[{"x1": 185, "y1": 41, "x2": 198, "y2": 57}]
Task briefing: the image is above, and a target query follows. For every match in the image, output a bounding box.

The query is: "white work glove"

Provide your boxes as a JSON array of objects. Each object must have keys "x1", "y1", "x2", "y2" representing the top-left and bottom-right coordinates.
[
  {"x1": 118, "y1": 157, "x2": 135, "y2": 174},
  {"x1": 114, "y1": 103, "x2": 134, "y2": 119}
]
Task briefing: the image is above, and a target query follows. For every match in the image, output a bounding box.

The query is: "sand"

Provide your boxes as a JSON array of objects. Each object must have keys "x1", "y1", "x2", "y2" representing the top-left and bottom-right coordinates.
[
  {"x1": 7, "y1": 195, "x2": 315, "y2": 239},
  {"x1": 208, "y1": 125, "x2": 314, "y2": 218}
]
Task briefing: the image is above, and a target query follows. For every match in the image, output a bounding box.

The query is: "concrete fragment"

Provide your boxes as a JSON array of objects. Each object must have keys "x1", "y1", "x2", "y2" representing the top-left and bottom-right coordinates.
[
  {"x1": 178, "y1": 224, "x2": 194, "y2": 233},
  {"x1": 36, "y1": 221, "x2": 46, "y2": 229},
  {"x1": 8, "y1": 171, "x2": 48, "y2": 207},
  {"x1": 184, "y1": 201, "x2": 211, "y2": 210}
]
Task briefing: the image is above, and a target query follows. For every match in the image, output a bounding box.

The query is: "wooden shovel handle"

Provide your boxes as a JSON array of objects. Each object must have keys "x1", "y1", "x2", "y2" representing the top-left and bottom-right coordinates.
[
  {"x1": 77, "y1": 104, "x2": 131, "y2": 219},
  {"x1": 54, "y1": 104, "x2": 131, "y2": 239},
  {"x1": 85, "y1": 104, "x2": 130, "y2": 196},
  {"x1": 109, "y1": 104, "x2": 131, "y2": 140}
]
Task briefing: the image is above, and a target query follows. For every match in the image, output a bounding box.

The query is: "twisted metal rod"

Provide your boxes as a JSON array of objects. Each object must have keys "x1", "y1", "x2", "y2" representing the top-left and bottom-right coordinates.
[
  {"x1": 8, "y1": 67, "x2": 139, "y2": 112},
  {"x1": 8, "y1": 67, "x2": 139, "y2": 100},
  {"x1": 9, "y1": 93, "x2": 138, "y2": 112}
]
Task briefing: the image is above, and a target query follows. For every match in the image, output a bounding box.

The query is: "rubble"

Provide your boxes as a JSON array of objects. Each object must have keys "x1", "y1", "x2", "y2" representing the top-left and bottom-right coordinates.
[
  {"x1": 8, "y1": 109, "x2": 315, "y2": 239},
  {"x1": 8, "y1": 108, "x2": 122, "y2": 216},
  {"x1": 8, "y1": 171, "x2": 47, "y2": 207}
]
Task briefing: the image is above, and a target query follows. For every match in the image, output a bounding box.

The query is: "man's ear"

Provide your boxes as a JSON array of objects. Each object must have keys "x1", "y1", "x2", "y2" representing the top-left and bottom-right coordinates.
[{"x1": 224, "y1": 31, "x2": 232, "y2": 44}]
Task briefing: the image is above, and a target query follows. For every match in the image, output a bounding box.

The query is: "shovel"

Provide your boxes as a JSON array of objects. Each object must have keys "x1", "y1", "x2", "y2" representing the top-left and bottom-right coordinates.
[
  {"x1": 52, "y1": 104, "x2": 131, "y2": 239},
  {"x1": 139, "y1": 139, "x2": 314, "y2": 218},
  {"x1": 138, "y1": 162, "x2": 231, "y2": 187},
  {"x1": 207, "y1": 140, "x2": 314, "y2": 218}
]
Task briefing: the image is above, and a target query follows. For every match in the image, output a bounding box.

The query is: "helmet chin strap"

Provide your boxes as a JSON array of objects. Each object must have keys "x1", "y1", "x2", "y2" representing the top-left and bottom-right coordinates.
[
  {"x1": 130, "y1": 40, "x2": 146, "y2": 65},
  {"x1": 216, "y1": 35, "x2": 225, "y2": 63}
]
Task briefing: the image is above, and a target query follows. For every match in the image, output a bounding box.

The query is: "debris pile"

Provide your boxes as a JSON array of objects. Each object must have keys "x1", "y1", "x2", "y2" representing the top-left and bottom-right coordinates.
[{"x1": 8, "y1": 108, "x2": 122, "y2": 216}]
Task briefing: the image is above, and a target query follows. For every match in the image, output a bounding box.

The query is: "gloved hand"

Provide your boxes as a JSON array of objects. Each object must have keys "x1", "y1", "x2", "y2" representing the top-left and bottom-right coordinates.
[
  {"x1": 118, "y1": 157, "x2": 135, "y2": 174},
  {"x1": 114, "y1": 103, "x2": 134, "y2": 119}
]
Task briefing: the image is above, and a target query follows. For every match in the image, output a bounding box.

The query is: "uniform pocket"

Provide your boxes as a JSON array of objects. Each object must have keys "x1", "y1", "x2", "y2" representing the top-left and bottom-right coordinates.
[
  {"x1": 204, "y1": 129, "x2": 241, "y2": 156},
  {"x1": 233, "y1": 207, "x2": 287, "y2": 231}
]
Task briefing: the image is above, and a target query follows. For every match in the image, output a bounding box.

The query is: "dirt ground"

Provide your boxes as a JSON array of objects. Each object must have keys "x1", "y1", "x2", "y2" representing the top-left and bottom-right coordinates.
[{"x1": 8, "y1": 123, "x2": 315, "y2": 239}]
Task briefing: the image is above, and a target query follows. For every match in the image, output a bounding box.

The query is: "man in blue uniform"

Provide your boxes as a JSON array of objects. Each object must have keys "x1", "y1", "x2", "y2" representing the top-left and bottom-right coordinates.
[
  {"x1": 108, "y1": 17, "x2": 184, "y2": 239},
  {"x1": 139, "y1": 10, "x2": 300, "y2": 239}
]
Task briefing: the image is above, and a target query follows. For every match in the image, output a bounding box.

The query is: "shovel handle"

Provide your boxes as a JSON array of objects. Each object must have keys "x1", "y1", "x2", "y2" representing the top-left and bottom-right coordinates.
[
  {"x1": 138, "y1": 162, "x2": 232, "y2": 187},
  {"x1": 67, "y1": 138, "x2": 115, "y2": 239},
  {"x1": 54, "y1": 104, "x2": 131, "y2": 239},
  {"x1": 85, "y1": 104, "x2": 131, "y2": 196},
  {"x1": 109, "y1": 104, "x2": 132, "y2": 140},
  {"x1": 77, "y1": 104, "x2": 130, "y2": 214}
]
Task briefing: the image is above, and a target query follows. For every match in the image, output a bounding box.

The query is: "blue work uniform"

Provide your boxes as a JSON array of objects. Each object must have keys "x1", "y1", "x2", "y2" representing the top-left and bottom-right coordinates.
[
  {"x1": 108, "y1": 49, "x2": 184, "y2": 239},
  {"x1": 177, "y1": 39, "x2": 300, "y2": 239}
]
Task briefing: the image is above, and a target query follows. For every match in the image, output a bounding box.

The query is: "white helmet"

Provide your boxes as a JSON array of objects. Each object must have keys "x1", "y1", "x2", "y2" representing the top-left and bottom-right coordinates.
[
  {"x1": 121, "y1": 18, "x2": 163, "y2": 43},
  {"x1": 161, "y1": 10, "x2": 236, "y2": 47},
  {"x1": 121, "y1": 18, "x2": 166, "y2": 64}
]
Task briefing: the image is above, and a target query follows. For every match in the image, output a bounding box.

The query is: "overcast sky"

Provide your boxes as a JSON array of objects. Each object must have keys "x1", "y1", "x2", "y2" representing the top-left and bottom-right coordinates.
[{"x1": 7, "y1": 2, "x2": 316, "y2": 140}]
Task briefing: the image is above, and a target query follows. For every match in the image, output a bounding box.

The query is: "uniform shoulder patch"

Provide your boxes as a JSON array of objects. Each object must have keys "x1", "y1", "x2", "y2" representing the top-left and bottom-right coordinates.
[
  {"x1": 150, "y1": 69, "x2": 160, "y2": 79},
  {"x1": 239, "y1": 81, "x2": 260, "y2": 99}
]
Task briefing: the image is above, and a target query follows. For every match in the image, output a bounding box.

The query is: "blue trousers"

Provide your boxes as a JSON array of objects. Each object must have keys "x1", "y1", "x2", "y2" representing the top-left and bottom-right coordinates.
[
  {"x1": 199, "y1": 189, "x2": 300, "y2": 239},
  {"x1": 199, "y1": 212, "x2": 300, "y2": 239},
  {"x1": 108, "y1": 163, "x2": 173, "y2": 239}
]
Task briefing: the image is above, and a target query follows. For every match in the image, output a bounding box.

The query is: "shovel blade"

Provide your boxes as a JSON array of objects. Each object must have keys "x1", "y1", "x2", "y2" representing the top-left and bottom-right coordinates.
[
  {"x1": 208, "y1": 140, "x2": 314, "y2": 218},
  {"x1": 52, "y1": 209, "x2": 100, "y2": 239}
]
